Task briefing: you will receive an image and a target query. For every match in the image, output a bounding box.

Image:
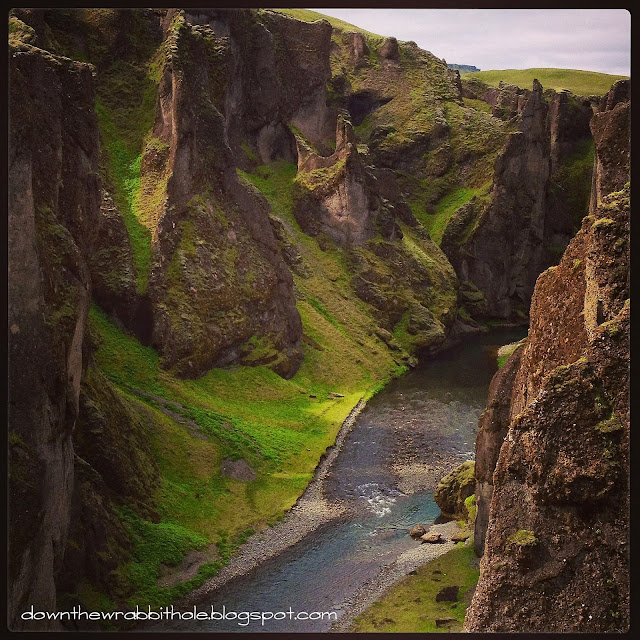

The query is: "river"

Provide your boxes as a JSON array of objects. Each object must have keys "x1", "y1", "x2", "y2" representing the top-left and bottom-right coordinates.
[{"x1": 163, "y1": 328, "x2": 526, "y2": 633}]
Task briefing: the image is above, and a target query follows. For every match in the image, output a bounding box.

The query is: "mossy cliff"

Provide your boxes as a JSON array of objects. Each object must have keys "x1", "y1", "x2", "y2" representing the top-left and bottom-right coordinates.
[
  {"x1": 8, "y1": 8, "x2": 614, "y2": 631},
  {"x1": 465, "y1": 81, "x2": 629, "y2": 632}
]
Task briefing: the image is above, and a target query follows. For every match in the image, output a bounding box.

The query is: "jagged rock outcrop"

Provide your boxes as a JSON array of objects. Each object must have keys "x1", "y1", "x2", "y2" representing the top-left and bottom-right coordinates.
[
  {"x1": 548, "y1": 90, "x2": 594, "y2": 172},
  {"x1": 589, "y1": 80, "x2": 630, "y2": 214},
  {"x1": 444, "y1": 80, "x2": 563, "y2": 319},
  {"x1": 465, "y1": 80, "x2": 629, "y2": 633},
  {"x1": 379, "y1": 36, "x2": 398, "y2": 60},
  {"x1": 293, "y1": 116, "x2": 400, "y2": 247},
  {"x1": 219, "y1": 9, "x2": 335, "y2": 162},
  {"x1": 449, "y1": 82, "x2": 547, "y2": 316},
  {"x1": 144, "y1": 10, "x2": 304, "y2": 378}
]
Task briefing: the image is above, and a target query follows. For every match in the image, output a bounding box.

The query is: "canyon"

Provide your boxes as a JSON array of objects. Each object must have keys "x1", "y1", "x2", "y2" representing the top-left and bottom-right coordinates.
[{"x1": 7, "y1": 8, "x2": 629, "y2": 633}]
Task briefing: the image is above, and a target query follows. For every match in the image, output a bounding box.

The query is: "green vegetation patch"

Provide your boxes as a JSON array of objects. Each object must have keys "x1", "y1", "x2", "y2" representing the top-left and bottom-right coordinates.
[
  {"x1": 462, "y1": 97, "x2": 492, "y2": 113},
  {"x1": 116, "y1": 506, "x2": 222, "y2": 608},
  {"x1": 351, "y1": 543, "x2": 479, "y2": 633},
  {"x1": 595, "y1": 413, "x2": 623, "y2": 434},
  {"x1": 496, "y1": 339, "x2": 524, "y2": 369},
  {"x1": 552, "y1": 138, "x2": 595, "y2": 231},
  {"x1": 88, "y1": 299, "x2": 403, "y2": 605},
  {"x1": 417, "y1": 186, "x2": 483, "y2": 245},
  {"x1": 508, "y1": 529, "x2": 537, "y2": 547},
  {"x1": 466, "y1": 68, "x2": 628, "y2": 97},
  {"x1": 464, "y1": 494, "x2": 477, "y2": 523}
]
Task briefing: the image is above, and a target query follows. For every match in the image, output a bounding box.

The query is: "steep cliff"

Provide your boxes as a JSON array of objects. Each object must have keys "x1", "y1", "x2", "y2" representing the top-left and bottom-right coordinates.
[
  {"x1": 465, "y1": 80, "x2": 629, "y2": 632},
  {"x1": 144, "y1": 10, "x2": 304, "y2": 378},
  {"x1": 8, "y1": 41, "x2": 98, "y2": 629},
  {"x1": 7, "y1": 29, "x2": 167, "y2": 628},
  {"x1": 442, "y1": 79, "x2": 594, "y2": 319}
]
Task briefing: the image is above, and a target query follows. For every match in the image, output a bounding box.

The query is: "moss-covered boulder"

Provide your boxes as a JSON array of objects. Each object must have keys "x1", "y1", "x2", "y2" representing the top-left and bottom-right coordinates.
[{"x1": 434, "y1": 460, "x2": 476, "y2": 519}]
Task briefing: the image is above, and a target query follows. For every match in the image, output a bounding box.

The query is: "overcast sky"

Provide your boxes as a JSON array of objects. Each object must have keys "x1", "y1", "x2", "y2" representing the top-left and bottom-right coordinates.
[{"x1": 315, "y1": 9, "x2": 630, "y2": 76}]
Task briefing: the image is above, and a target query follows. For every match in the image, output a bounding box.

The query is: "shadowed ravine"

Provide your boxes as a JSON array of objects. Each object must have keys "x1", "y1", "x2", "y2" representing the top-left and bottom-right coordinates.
[{"x1": 158, "y1": 328, "x2": 526, "y2": 633}]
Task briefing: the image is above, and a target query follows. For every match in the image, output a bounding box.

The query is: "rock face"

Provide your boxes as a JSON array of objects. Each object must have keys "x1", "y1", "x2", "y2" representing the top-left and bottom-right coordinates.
[
  {"x1": 465, "y1": 81, "x2": 629, "y2": 633},
  {"x1": 8, "y1": 38, "x2": 163, "y2": 631},
  {"x1": 473, "y1": 343, "x2": 525, "y2": 556},
  {"x1": 548, "y1": 90, "x2": 594, "y2": 172},
  {"x1": 434, "y1": 460, "x2": 475, "y2": 519},
  {"x1": 444, "y1": 80, "x2": 560, "y2": 319},
  {"x1": 8, "y1": 43, "x2": 98, "y2": 630}
]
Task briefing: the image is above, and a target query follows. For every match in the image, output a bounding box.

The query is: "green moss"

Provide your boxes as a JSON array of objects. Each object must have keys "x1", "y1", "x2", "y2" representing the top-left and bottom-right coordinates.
[
  {"x1": 552, "y1": 138, "x2": 595, "y2": 230},
  {"x1": 592, "y1": 217, "x2": 616, "y2": 230},
  {"x1": 95, "y1": 100, "x2": 152, "y2": 294},
  {"x1": 595, "y1": 413, "x2": 623, "y2": 434},
  {"x1": 237, "y1": 161, "x2": 299, "y2": 226},
  {"x1": 508, "y1": 529, "x2": 537, "y2": 547},
  {"x1": 351, "y1": 543, "x2": 479, "y2": 632},
  {"x1": 462, "y1": 97, "x2": 492, "y2": 113},
  {"x1": 496, "y1": 340, "x2": 523, "y2": 369},
  {"x1": 90, "y1": 23, "x2": 163, "y2": 294},
  {"x1": 422, "y1": 187, "x2": 481, "y2": 245},
  {"x1": 116, "y1": 506, "x2": 220, "y2": 608},
  {"x1": 295, "y1": 157, "x2": 347, "y2": 191},
  {"x1": 241, "y1": 139, "x2": 259, "y2": 163},
  {"x1": 464, "y1": 494, "x2": 477, "y2": 523},
  {"x1": 9, "y1": 16, "x2": 36, "y2": 44},
  {"x1": 74, "y1": 580, "x2": 117, "y2": 628}
]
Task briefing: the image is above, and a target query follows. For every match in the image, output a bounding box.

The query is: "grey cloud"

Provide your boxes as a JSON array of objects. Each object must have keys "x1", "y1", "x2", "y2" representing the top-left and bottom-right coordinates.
[{"x1": 315, "y1": 9, "x2": 630, "y2": 76}]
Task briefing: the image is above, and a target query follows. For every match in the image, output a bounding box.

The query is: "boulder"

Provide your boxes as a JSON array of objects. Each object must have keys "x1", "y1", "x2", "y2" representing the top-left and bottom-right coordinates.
[
  {"x1": 434, "y1": 460, "x2": 476, "y2": 519},
  {"x1": 420, "y1": 531, "x2": 443, "y2": 544},
  {"x1": 409, "y1": 524, "x2": 427, "y2": 538},
  {"x1": 451, "y1": 530, "x2": 471, "y2": 543}
]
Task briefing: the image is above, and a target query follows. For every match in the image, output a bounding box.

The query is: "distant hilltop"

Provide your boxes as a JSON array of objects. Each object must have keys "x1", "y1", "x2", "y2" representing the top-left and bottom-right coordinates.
[{"x1": 447, "y1": 64, "x2": 480, "y2": 74}]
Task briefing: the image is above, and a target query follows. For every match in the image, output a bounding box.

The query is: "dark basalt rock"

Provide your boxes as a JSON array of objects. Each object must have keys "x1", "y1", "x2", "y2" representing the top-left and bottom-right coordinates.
[{"x1": 8, "y1": 42, "x2": 99, "y2": 631}]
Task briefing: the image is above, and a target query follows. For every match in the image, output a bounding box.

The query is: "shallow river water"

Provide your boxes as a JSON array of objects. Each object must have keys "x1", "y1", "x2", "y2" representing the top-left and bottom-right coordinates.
[{"x1": 166, "y1": 328, "x2": 526, "y2": 633}]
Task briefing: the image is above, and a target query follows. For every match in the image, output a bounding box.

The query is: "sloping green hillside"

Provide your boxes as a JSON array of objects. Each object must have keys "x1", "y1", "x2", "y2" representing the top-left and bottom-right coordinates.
[
  {"x1": 466, "y1": 68, "x2": 627, "y2": 96},
  {"x1": 268, "y1": 8, "x2": 385, "y2": 38}
]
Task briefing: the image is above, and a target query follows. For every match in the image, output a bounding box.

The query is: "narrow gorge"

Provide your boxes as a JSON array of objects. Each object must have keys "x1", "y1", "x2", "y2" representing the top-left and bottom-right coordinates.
[{"x1": 7, "y1": 8, "x2": 629, "y2": 633}]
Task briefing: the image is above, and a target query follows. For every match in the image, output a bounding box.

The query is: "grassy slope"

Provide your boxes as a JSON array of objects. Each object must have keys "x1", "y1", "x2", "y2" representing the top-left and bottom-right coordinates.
[
  {"x1": 90, "y1": 294, "x2": 403, "y2": 606},
  {"x1": 351, "y1": 543, "x2": 480, "y2": 633},
  {"x1": 269, "y1": 8, "x2": 385, "y2": 39},
  {"x1": 467, "y1": 68, "x2": 627, "y2": 96}
]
